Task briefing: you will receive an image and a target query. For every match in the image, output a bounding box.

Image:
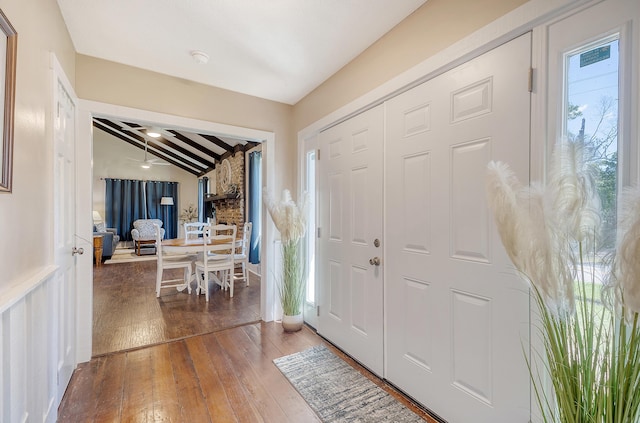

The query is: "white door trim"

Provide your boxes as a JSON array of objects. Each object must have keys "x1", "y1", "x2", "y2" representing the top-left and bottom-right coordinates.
[
  {"x1": 298, "y1": 133, "x2": 319, "y2": 329},
  {"x1": 75, "y1": 101, "x2": 278, "y2": 363}
]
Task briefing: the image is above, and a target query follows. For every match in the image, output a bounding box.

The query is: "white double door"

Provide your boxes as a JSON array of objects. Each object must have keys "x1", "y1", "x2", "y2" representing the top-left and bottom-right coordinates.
[{"x1": 318, "y1": 33, "x2": 531, "y2": 422}]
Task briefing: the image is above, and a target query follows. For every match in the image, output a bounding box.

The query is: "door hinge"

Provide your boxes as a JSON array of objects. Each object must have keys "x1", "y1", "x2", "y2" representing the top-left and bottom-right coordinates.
[
  {"x1": 528, "y1": 67, "x2": 534, "y2": 93},
  {"x1": 316, "y1": 149, "x2": 320, "y2": 160},
  {"x1": 317, "y1": 227, "x2": 321, "y2": 238},
  {"x1": 317, "y1": 305, "x2": 320, "y2": 317}
]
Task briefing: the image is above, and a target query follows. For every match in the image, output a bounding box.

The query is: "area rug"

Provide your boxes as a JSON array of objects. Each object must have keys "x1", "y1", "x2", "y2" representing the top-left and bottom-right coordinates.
[
  {"x1": 103, "y1": 248, "x2": 157, "y2": 264},
  {"x1": 274, "y1": 345, "x2": 425, "y2": 422}
]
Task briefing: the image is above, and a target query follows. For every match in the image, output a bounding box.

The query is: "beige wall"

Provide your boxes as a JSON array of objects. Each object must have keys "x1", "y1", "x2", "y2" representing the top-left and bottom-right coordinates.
[
  {"x1": 0, "y1": 0, "x2": 75, "y2": 288},
  {"x1": 75, "y1": 55, "x2": 295, "y2": 194},
  {"x1": 92, "y1": 127, "x2": 199, "y2": 239},
  {"x1": 292, "y1": 0, "x2": 528, "y2": 131},
  {"x1": 0, "y1": 0, "x2": 528, "y2": 291}
]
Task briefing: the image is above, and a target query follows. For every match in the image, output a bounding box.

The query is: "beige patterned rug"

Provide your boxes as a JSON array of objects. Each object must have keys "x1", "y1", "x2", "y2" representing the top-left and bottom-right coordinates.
[
  {"x1": 274, "y1": 345, "x2": 426, "y2": 422},
  {"x1": 103, "y1": 248, "x2": 157, "y2": 264}
]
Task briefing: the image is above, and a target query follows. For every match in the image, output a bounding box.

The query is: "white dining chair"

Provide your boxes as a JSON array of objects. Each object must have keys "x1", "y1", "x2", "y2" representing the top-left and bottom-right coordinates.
[
  {"x1": 184, "y1": 222, "x2": 206, "y2": 240},
  {"x1": 234, "y1": 222, "x2": 252, "y2": 286},
  {"x1": 154, "y1": 223, "x2": 192, "y2": 298},
  {"x1": 194, "y1": 224, "x2": 237, "y2": 301}
]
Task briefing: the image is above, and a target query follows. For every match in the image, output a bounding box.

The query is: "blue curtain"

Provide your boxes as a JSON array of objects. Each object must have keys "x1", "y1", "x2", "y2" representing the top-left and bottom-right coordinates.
[
  {"x1": 248, "y1": 151, "x2": 262, "y2": 263},
  {"x1": 146, "y1": 181, "x2": 179, "y2": 239},
  {"x1": 198, "y1": 177, "x2": 208, "y2": 222},
  {"x1": 105, "y1": 178, "x2": 145, "y2": 241}
]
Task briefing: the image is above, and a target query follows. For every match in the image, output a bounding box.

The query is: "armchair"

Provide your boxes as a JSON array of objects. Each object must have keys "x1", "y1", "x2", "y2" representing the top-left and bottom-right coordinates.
[{"x1": 131, "y1": 219, "x2": 165, "y2": 255}]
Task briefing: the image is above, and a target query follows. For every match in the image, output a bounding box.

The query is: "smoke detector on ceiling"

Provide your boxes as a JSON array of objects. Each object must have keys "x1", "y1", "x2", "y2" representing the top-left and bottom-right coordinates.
[{"x1": 191, "y1": 50, "x2": 209, "y2": 65}]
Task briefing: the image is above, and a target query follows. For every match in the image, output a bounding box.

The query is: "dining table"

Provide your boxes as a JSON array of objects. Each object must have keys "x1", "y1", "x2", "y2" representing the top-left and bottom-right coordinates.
[
  {"x1": 161, "y1": 235, "x2": 240, "y2": 254},
  {"x1": 161, "y1": 235, "x2": 241, "y2": 293}
]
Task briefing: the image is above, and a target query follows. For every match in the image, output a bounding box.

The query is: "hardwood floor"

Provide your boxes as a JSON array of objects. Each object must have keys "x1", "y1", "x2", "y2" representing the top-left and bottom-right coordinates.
[
  {"x1": 65, "y1": 260, "x2": 439, "y2": 422},
  {"x1": 59, "y1": 323, "x2": 437, "y2": 422},
  {"x1": 92, "y1": 259, "x2": 261, "y2": 356}
]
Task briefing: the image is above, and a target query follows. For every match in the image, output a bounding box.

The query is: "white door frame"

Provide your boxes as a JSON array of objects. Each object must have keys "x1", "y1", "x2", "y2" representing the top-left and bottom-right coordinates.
[{"x1": 75, "y1": 100, "x2": 278, "y2": 362}]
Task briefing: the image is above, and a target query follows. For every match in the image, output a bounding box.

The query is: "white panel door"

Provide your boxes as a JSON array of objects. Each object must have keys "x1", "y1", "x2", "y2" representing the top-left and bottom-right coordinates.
[
  {"x1": 54, "y1": 76, "x2": 77, "y2": 402},
  {"x1": 318, "y1": 105, "x2": 384, "y2": 376},
  {"x1": 385, "y1": 34, "x2": 532, "y2": 422}
]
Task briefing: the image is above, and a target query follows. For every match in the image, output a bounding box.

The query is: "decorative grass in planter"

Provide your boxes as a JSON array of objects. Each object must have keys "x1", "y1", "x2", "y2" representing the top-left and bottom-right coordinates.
[
  {"x1": 486, "y1": 140, "x2": 640, "y2": 422},
  {"x1": 264, "y1": 189, "x2": 308, "y2": 331}
]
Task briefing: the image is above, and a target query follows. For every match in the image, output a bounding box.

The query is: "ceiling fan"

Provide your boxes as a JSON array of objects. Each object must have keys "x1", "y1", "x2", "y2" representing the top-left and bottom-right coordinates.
[
  {"x1": 120, "y1": 124, "x2": 175, "y2": 138},
  {"x1": 127, "y1": 140, "x2": 171, "y2": 169}
]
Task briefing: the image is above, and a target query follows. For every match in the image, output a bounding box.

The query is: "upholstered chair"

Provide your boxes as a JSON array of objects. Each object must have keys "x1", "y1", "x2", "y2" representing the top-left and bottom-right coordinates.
[{"x1": 131, "y1": 219, "x2": 165, "y2": 255}]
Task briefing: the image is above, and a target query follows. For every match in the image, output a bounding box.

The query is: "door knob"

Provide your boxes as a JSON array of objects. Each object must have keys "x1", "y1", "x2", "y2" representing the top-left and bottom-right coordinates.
[
  {"x1": 369, "y1": 257, "x2": 381, "y2": 266},
  {"x1": 72, "y1": 247, "x2": 84, "y2": 256}
]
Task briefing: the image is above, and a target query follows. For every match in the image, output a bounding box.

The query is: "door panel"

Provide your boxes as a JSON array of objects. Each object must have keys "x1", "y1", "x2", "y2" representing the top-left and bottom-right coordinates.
[
  {"x1": 385, "y1": 33, "x2": 532, "y2": 422},
  {"x1": 54, "y1": 77, "x2": 77, "y2": 403},
  {"x1": 318, "y1": 105, "x2": 384, "y2": 376}
]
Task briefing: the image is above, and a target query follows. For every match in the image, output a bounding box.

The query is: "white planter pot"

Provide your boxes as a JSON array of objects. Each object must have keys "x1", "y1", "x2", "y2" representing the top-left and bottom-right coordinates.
[{"x1": 282, "y1": 313, "x2": 303, "y2": 332}]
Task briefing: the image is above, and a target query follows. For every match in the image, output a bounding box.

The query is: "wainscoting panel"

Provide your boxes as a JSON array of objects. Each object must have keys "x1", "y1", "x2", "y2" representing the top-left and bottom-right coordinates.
[{"x1": 0, "y1": 266, "x2": 60, "y2": 423}]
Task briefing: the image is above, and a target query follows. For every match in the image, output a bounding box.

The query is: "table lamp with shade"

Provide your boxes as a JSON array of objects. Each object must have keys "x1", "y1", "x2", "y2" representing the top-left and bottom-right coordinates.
[{"x1": 92, "y1": 211, "x2": 103, "y2": 223}]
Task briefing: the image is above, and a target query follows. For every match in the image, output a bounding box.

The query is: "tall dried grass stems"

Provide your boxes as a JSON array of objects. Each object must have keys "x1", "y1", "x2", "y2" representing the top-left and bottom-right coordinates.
[
  {"x1": 605, "y1": 189, "x2": 640, "y2": 320},
  {"x1": 264, "y1": 189, "x2": 308, "y2": 316},
  {"x1": 486, "y1": 140, "x2": 640, "y2": 422}
]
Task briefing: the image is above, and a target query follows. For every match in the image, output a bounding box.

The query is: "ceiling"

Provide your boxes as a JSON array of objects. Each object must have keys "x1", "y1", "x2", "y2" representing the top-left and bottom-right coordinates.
[
  {"x1": 93, "y1": 117, "x2": 259, "y2": 177},
  {"x1": 57, "y1": 0, "x2": 427, "y2": 105}
]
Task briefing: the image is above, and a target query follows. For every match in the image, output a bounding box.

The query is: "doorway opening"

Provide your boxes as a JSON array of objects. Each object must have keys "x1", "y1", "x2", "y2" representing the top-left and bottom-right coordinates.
[{"x1": 78, "y1": 102, "x2": 277, "y2": 358}]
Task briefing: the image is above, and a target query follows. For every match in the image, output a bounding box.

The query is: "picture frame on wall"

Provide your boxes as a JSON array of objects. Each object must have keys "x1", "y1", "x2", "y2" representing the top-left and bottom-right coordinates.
[{"x1": 0, "y1": 9, "x2": 16, "y2": 193}]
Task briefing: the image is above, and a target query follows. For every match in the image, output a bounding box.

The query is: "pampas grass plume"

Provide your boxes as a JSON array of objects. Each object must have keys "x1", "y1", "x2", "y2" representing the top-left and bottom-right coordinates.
[
  {"x1": 610, "y1": 188, "x2": 640, "y2": 316},
  {"x1": 486, "y1": 161, "x2": 573, "y2": 311},
  {"x1": 263, "y1": 189, "x2": 308, "y2": 244}
]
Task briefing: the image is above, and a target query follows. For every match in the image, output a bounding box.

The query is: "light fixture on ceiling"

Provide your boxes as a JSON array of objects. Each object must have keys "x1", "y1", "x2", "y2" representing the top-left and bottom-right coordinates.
[
  {"x1": 146, "y1": 126, "x2": 162, "y2": 138},
  {"x1": 191, "y1": 50, "x2": 209, "y2": 65}
]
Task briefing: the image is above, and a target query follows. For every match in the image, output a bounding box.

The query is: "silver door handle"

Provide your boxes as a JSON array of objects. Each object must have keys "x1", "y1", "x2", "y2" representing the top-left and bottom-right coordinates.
[
  {"x1": 369, "y1": 257, "x2": 381, "y2": 266},
  {"x1": 72, "y1": 247, "x2": 84, "y2": 256}
]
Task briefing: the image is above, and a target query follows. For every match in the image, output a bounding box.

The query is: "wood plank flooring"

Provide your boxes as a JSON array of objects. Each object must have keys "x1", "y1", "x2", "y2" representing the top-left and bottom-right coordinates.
[
  {"x1": 93, "y1": 260, "x2": 261, "y2": 356},
  {"x1": 59, "y1": 323, "x2": 437, "y2": 422},
  {"x1": 65, "y1": 259, "x2": 439, "y2": 422}
]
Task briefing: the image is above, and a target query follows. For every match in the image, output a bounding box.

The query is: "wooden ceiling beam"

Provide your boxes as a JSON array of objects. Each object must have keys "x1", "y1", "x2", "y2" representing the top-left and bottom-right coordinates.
[
  {"x1": 92, "y1": 118, "x2": 259, "y2": 179},
  {"x1": 166, "y1": 130, "x2": 220, "y2": 165},
  {"x1": 216, "y1": 141, "x2": 261, "y2": 163},
  {"x1": 199, "y1": 133, "x2": 235, "y2": 153},
  {"x1": 93, "y1": 119, "x2": 203, "y2": 176},
  {"x1": 96, "y1": 118, "x2": 210, "y2": 172},
  {"x1": 148, "y1": 136, "x2": 213, "y2": 169}
]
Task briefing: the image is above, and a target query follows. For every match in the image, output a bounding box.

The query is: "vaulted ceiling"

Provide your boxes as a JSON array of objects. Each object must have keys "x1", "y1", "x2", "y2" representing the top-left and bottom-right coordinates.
[
  {"x1": 93, "y1": 117, "x2": 258, "y2": 177},
  {"x1": 57, "y1": 0, "x2": 427, "y2": 105},
  {"x1": 70, "y1": 2, "x2": 427, "y2": 172}
]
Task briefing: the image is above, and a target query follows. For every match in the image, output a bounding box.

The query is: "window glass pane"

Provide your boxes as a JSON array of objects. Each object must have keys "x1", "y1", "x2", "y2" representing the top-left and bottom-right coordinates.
[
  {"x1": 305, "y1": 150, "x2": 316, "y2": 304},
  {"x1": 565, "y1": 37, "x2": 619, "y2": 249}
]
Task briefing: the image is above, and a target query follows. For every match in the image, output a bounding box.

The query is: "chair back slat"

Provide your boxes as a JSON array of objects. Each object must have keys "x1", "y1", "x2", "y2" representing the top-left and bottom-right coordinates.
[
  {"x1": 184, "y1": 222, "x2": 206, "y2": 240},
  {"x1": 196, "y1": 224, "x2": 237, "y2": 301},
  {"x1": 203, "y1": 224, "x2": 237, "y2": 255}
]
